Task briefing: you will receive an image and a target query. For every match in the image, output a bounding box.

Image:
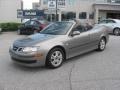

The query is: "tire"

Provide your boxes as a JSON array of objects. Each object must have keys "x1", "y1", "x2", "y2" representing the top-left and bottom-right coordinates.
[
  {"x1": 97, "y1": 38, "x2": 106, "y2": 51},
  {"x1": 46, "y1": 48, "x2": 65, "y2": 68},
  {"x1": 17, "y1": 29, "x2": 21, "y2": 35},
  {"x1": 114, "y1": 28, "x2": 120, "y2": 36}
]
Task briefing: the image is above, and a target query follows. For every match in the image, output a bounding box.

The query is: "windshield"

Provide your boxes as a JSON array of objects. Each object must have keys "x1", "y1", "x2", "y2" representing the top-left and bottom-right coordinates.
[
  {"x1": 25, "y1": 20, "x2": 38, "y2": 26},
  {"x1": 40, "y1": 22, "x2": 73, "y2": 35}
]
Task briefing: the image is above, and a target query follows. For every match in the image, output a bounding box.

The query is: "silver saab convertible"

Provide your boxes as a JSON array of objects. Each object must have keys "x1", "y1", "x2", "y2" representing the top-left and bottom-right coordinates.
[{"x1": 9, "y1": 21, "x2": 109, "y2": 68}]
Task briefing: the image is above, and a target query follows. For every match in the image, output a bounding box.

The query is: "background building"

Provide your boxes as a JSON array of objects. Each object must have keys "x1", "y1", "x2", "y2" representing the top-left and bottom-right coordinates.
[
  {"x1": 0, "y1": 0, "x2": 22, "y2": 23},
  {"x1": 32, "y1": 2, "x2": 40, "y2": 10},
  {"x1": 39, "y1": 0, "x2": 120, "y2": 24}
]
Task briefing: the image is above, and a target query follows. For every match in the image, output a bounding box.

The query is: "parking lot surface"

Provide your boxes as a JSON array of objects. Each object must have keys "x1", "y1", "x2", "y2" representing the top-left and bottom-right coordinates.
[{"x1": 0, "y1": 32, "x2": 120, "y2": 90}]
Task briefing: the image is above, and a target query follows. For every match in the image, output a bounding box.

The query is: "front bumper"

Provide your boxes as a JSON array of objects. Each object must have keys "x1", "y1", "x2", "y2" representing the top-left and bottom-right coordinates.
[{"x1": 9, "y1": 48, "x2": 46, "y2": 67}]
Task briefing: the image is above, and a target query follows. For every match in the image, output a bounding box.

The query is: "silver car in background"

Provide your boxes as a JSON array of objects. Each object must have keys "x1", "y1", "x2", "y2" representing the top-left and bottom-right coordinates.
[
  {"x1": 97, "y1": 19, "x2": 120, "y2": 36},
  {"x1": 9, "y1": 21, "x2": 109, "y2": 68}
]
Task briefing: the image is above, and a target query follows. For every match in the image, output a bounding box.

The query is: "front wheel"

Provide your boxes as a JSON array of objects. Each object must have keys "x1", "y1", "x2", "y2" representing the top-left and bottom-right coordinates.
[
  {"x1": 46, "y1": 48, "x2": 65, "y2": 68},
  {"x1": 114, "y1": 28, "x2": 120, "y2": 36},
  {"x1": 97, "y1": 38, "x2": 106, "y2": 51}
]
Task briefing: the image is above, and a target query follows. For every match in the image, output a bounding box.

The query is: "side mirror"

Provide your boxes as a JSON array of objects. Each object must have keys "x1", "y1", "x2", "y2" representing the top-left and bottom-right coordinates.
[{"x1": 71, "y1": 31, "x2": 80, "y2": 36}]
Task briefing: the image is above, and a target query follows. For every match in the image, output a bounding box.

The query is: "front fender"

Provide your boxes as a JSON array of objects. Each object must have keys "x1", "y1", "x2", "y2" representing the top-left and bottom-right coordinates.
[{"x1": 35, "y1": 41, "x2": 66, "y2": 61}]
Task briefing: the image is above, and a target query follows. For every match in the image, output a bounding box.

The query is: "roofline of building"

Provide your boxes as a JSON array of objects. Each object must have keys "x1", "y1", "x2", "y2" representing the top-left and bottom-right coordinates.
[{"x1": 93, "y1": 3, "x2": 120, "y2": 6}]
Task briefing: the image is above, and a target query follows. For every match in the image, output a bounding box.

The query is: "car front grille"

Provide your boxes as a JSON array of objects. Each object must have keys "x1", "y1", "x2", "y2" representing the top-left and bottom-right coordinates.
[{"x1": 13, "y1": 46, "x2": 23, "y2": 52}]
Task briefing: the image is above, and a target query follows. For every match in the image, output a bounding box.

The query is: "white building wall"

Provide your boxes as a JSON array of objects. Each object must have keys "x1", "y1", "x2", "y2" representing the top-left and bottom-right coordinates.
[
  {"x1": 39, "y1": 0, "x2": 101, "y2": 24},
  {"x1": 99, "y1": 11, "x2": 107, "y2": 20},
  {"x1": 32, "y1": 2, "x2": 40, "y2": 10},
  {"x1": 0, "y1": 0, "x2": 21, "y2": 23}
]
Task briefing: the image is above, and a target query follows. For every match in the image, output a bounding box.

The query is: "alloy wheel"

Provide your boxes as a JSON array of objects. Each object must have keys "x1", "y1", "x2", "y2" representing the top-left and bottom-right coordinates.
[
  {"x1": 50, "y1": 51, "x2": 63, "y2": 67},
  {"x1": 99, "y1": 39, "x2": 106, "y2": 50},
  {"x1": 114, "y1": 28, "x2": 120, "y2": 36}
]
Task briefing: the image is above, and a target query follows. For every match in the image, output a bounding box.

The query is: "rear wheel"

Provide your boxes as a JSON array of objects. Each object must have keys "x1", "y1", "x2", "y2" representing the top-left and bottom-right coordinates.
[
  {"x1": 46, "y1": 48, "x2": 65, "y2": 68},
  {"x1": 114, "y1": 28, "x2": 120, "y2": 36},
  {"x1": 97, "y1": 38, "x2": 106, "y2": 51}
]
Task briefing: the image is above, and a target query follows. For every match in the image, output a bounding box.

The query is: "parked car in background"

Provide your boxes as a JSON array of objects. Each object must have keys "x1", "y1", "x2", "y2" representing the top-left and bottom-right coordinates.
[
  {"x1": 18, "y1": 19, "x2": 49, "y2": 35},
  {"x1": 9, "y1": 21, "x2": 109, "y2": 68},
  {"x1": 97, "y1": 19, "x2": 120, "y2": 36},
  {"x1": 22, "y1": 19, "x2": 30, "y2": 23}
]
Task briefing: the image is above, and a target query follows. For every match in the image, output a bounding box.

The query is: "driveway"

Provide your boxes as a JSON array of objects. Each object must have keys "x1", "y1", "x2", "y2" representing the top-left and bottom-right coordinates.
[{"x1": 0, "y1": 32, "x2": 120, "y2": 90}]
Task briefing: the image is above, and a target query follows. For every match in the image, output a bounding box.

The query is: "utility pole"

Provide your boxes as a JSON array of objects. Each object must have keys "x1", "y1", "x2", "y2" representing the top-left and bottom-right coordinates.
[
  {"x1": 56, "y1": 0, "x2": 58, "y2": 21},
  {"x1": 21, "y1": 0, "x2": 23, "y2": 23}
]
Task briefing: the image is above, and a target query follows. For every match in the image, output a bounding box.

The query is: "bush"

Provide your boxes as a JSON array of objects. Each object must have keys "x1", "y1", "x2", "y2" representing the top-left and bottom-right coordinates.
[{"x1": 0, "y1": 22, "x2": 21, "y2": 32}]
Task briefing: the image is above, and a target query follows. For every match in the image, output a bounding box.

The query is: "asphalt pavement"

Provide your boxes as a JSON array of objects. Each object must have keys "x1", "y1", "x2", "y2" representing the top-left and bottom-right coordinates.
[{"x1": 0, "y1": 32, "x2": 120, "y2": 90}]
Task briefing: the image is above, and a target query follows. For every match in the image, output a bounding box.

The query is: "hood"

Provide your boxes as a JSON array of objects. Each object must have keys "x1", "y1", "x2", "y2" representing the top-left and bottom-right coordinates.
[{"x1": 13, "y1": 34, "x2": 56, "y2": 47}]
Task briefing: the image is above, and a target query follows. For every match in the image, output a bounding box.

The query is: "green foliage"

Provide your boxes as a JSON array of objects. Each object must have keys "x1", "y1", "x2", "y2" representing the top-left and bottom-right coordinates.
[{"x1": 0, "y1": 22, "x2": 21, "y2": 32}]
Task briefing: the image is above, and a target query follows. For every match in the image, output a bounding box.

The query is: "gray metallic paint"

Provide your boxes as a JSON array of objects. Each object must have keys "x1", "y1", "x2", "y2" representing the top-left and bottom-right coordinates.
[{"x1": 9, "y1": 21, "x2": 109, "y2": 67}]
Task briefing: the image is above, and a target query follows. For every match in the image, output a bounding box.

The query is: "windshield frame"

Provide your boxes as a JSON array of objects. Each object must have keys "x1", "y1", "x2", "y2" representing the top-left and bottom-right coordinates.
[
  {"x1": 40, "y1": 22, "x2": 74, "y2": 35},
  {"x1": 24, "y1": 20, "x2": 40, "y2": 26}
]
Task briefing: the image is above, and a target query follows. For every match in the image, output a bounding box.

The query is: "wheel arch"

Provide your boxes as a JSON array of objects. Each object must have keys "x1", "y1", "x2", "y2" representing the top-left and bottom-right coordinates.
[
  {"x1": 101, "y1": 36, "x2": 107, "y2": 43},
  {"x1": 113, "y1": 27, "x2": 120, "y2": 32},
  {"x1": 45, "y1": 45, "x2": 66, "y2": 65},
  {"x1": 50, "y1": 45, "x2": 66, "y2": 58}
]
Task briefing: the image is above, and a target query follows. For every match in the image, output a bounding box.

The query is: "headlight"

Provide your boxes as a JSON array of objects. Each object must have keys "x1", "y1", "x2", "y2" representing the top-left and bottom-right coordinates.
[{"x1": 22, "y1": 47, "x2": 38, "y2": 53}]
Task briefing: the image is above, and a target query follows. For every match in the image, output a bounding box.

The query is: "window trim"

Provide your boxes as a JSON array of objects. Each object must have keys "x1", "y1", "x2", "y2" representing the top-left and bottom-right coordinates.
[{"x1": 79, "y1": 12, "x2": 87, "y2": 19}]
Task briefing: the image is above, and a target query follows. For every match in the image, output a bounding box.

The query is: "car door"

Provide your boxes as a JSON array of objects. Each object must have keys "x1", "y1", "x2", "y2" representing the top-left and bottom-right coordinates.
[
  {"x1": 66, "y1": 25, "x2": 91, "y2": 58},
  {"x1": 106, "y1": 20, "x2": 116, "y2": 29},
  {"x1": 89, "y1": 26, "x2": 101, "y2": 48}
]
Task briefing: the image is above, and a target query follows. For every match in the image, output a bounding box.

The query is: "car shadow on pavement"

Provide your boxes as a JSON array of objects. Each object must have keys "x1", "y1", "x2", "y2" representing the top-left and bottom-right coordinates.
[
  {"x1": 109, "y1": 34, "x2": 120, "y2": 36},
  {"x1": 10, "y1": 62, "x2": 47, "y2": 72},
  {"x1": 9, "y1": 50, "x2": 99, "y2": 72},
  {"x1": 63, "y1": 50, "x2": 100, "y2": 65}
]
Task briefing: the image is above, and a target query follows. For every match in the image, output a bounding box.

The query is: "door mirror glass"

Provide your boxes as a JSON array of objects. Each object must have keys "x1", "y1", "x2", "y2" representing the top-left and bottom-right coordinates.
[{"x1": 72, "y1": 31, "x2": 80, "y2": 36}]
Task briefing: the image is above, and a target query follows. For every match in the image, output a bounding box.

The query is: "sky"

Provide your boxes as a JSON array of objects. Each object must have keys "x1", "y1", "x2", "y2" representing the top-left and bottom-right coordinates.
[{"x1": 23, "y1": 0, "x2": 39, "y2": 9}]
